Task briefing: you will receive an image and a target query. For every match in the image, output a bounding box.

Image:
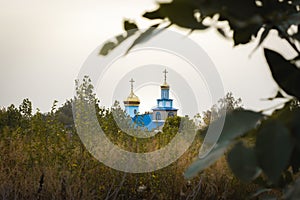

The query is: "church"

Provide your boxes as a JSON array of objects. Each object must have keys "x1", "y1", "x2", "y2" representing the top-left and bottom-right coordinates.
[{"x1": 123, "y1": 69, "x2": 178, "y2": 131}]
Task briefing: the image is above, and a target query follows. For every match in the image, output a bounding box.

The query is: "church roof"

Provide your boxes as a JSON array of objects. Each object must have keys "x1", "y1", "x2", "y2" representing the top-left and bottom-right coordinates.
[{"x1": 132, "y1": 113, "x2": 164, "y2": 131}]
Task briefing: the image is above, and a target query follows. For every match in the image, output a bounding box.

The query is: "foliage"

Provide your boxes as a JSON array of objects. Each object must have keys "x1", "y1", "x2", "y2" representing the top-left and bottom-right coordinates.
[
  {"x1": 0, "y1": 79, "x2": 258, "y2": 199},
  {"x1": 55, "y1": 99, "x2": 74, "y2": 128},
  {"x1": 195, "y1": 92, "x2": 243, "y2": 129}
]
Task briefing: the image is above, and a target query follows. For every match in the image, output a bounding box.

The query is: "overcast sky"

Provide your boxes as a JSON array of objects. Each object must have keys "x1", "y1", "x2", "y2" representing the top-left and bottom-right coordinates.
[{"x1": 0, "y1": 0, "x2": 296, "y2": 114}]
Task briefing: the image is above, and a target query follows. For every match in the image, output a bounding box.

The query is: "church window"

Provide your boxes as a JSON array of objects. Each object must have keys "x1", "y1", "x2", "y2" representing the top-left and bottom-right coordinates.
[{"x1": 156, "y1": 112, "x2": 161, "y2": 120}]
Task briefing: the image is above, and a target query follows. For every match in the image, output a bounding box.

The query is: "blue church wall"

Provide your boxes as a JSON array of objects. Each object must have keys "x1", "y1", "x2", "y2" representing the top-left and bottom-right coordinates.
[
  {"x1": 161, "y1": 89, "x2": 169, "y2": 99},
  {"x1": 156, "y1": 99, "x2": 174, "y2": 108},
  {"x1": 125, "y1": 106, "x2": 139, "y2": 118}
]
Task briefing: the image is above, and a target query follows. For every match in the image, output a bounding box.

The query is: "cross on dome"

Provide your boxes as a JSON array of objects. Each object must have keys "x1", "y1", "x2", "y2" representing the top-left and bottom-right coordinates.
[
  {"x1": 163, "y1": 69, "x2": 168, "y2": 85},
  {"x1": 129, "y1": 78, "x2": 135, "y2": 94}
]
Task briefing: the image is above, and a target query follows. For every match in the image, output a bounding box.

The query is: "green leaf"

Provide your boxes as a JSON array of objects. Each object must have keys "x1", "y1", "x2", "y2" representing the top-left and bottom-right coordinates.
[
  {"x1": 217, "y1": 110, "x2": 263, "y2": 144},
  {"x1": 199, "y1": 110, "x2": 262, "y2": 160},
  {"x1": 184, "y1": 142, "x2": 230, "y2": 179},
  {"x1": 264, "y1": 48, "x2": 300, "y2": 100},
  {"x1": 228, "y1": 142, "x2": 261, "y2": 182},
  {"x1": 255, "y1": 120, "x2": 295, "y2": 184}
]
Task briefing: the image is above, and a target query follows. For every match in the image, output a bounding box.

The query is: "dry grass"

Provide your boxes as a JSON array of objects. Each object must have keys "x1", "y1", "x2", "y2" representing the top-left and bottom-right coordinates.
[{"x1": 0, "y1": 126, "x2": 260, "y2": 200}]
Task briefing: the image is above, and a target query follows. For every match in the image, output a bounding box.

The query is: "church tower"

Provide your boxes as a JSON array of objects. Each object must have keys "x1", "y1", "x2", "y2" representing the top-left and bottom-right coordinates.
[
  {"x1": 152, "y1": 69, "x2": 178, "y2": 121},
  {"x1": 123, "y1": 78, "x2": 140, "y2": 117}
]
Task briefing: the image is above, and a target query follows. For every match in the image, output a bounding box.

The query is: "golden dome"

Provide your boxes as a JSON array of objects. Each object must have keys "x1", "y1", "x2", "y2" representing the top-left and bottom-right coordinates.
[
  {"x1": 124, "y1": 92, "x2": 140, "y2": 103},
  {"x1": 123, "y1": 78, "x2": 140, "y2": 106},
  {"x1": 161, "y1": 83, "x2": 170, "y2": 89}
]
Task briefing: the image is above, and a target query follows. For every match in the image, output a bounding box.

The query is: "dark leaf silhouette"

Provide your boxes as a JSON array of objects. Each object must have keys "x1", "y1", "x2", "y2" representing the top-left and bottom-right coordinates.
[
  {"x1": 143, "y1": 8, "x2": 165, "y2": 20},
  {"x1": 264, "y1": 48, "x2": 300, "y2": 100},
  {"x1": 255, "y1": 120, "x2": 294, "y2": 184},
  {"x1": 124, "y1": 20, "x2": 138, "y2": 31},
  {"x1": 228, "y1": 142, "x2": 261, "y2": 182},
  {"x1": 126, "y1": 23, "x2": 160, "y2": 54}
]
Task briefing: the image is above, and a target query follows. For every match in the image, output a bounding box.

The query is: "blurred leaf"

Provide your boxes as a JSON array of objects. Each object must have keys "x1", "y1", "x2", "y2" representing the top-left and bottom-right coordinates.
[
  {"x1": 283, "y1": 177, "x2": 300, "y2": 200},
  {"x1": 292, "y1": 0, "x2": 300, "y2": 5},
  {"x1": 198, "y1": 110, "x2": 262, "y2": 163},
  {"x1": 291, "y1": 148, "x2": 300, "y2": 173},
  {"x1": 285, "y1": 13, "x2": 300, "y2": 27},
  {"x1": 115, "y1": 35, "x2": 127, "y2": 43},
  {"x1": 221, "y1": 0, "x2": 259, "y2": 20},
  {"x1": 258, "y1": 195, "x2": 277, "y2": 200},
  {"x1": 264, "y1": 49, "x2": 300, "y2": 100},
  {"x1": 233, "y1": 24, "x2": 261, "y2": 45},
  {"x1": 126, "y1": 23, "x2": 160, "y2": 54},
  {"x1": 228, "y1": 142, "x2": 261, "y2": 182},
  {"x1": 143, "y1": 8, "x2": 165, "y2": 20},
  {"x1": 99, "y1": 34, "x2": 133, "y2": 56},
  {"x1": 217, "y1": 110, "x2": 263, "y2": 144},
  {"x1": 255, "y1": 120, "x2": 294, "y2": 184},
  {"x1": 282, "y1": 170, "x2": 294, "y2": 186},
  {"x1": 124, "y1": 20, "x2": 138, "y2": 31},
  {"x1": 99, "y1": 41, "x2": 116, "y2": 56},
  {"x1": 251, "y1": 188, "x2": 272, "y2": 198},
  {"x1": 274, "y1": 91, "x2": 285, "y2": 98},
  {"x1": 159, "y1": 2, "x2": 208, "y2": 30},
  {"x1": 99, "y1": 20, "x2": 139, "y2": 55},
  {"x1": 285, "y1": 109, "x2": 300, "y2": 173},
  {"x1": 184, "y1": 142, "x2": 230, "y2": 179},
  {"x1": 252, "y1": 26, "x2": 270, "y2": 53},
  {"x1": 216, "y1": 28, "x2": 228, "y2": 38},
  {"x1": 264, "y1": 91, "x2": 285, "y2": 100}
]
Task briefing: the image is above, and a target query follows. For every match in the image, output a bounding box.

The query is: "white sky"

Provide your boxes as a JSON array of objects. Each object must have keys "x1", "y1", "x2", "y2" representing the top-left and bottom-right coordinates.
[{"x1": 0, "y1": 0, "x2": 296, "y2": 114}]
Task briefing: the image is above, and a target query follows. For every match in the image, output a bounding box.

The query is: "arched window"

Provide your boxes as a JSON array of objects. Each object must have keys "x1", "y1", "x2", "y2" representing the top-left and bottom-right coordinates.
[
  {"x1": 134, "y1": 109, "x2": 137, "y2": 115},
  {"x1": 156, "y1": 112, "x2": 161, "y2": 120}
]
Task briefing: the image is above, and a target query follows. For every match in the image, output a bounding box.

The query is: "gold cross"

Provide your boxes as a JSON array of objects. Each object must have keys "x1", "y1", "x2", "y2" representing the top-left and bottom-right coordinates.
[
  {"x1": 163, "y1": 69, "x2": 168, "y2": 84},
  {"x1": 129, "y1": 78, "x2": 135, "y2": 93}
]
